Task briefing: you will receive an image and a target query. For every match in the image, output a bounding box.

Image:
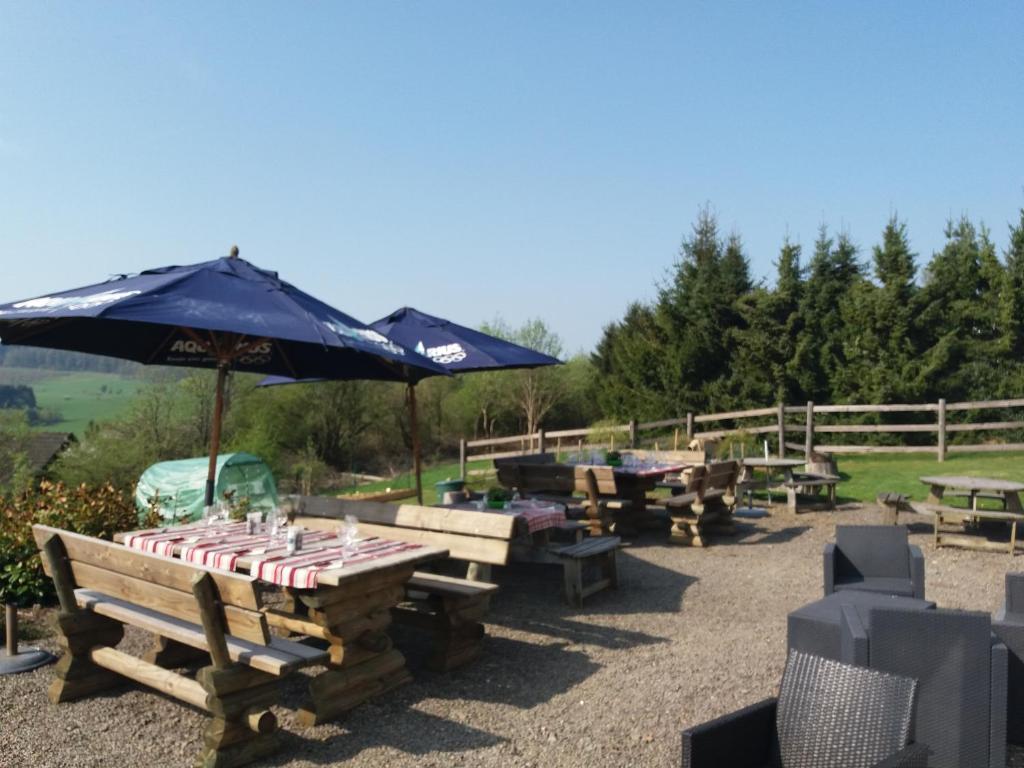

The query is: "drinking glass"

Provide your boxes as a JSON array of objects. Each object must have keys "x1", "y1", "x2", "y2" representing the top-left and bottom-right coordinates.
[
  {"x1": 337, "y1": 514, "x2": 358, "y2": 560},
  {"x1": 266, "y1": 507, "x2": 282, "y2": 543}
]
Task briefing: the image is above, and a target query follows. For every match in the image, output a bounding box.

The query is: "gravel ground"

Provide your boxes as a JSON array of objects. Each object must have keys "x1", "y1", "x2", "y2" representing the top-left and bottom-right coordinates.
[{"x1": 3, "y1": 503, "x2": 1023, "y2": 767}]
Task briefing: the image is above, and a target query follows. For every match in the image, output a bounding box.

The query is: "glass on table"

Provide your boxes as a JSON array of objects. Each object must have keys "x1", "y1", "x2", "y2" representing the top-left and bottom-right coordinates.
[
  {"x1": 245, "y1": 511, "x2": 261, "y2": 535},
  {"x1": 266, "y1": 506, "x2": 283, "y2": 543},
  {"x1": 336, "y1": 514, "x2": 359, "y2": 560}
]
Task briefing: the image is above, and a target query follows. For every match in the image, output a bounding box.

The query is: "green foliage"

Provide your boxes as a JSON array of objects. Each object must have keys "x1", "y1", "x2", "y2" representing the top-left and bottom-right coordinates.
[
  {"x1": 0, "y1": 410, "x2": 34, "y2": 495},
  {"x1": 0, "y1": 480, "x2": 143, "y2": 606},
  {"x1": 594, "y1": 207, "x2": 1024, "y2": 422}
]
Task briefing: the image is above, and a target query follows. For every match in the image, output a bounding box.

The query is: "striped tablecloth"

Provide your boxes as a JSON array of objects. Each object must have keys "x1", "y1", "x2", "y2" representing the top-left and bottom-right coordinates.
[
  {"x1": 445, "y1": 500, "x2": 566, "y2": 533},
  {"x1": 123, "y1": 521, "x2": 423, "y2": 589}
]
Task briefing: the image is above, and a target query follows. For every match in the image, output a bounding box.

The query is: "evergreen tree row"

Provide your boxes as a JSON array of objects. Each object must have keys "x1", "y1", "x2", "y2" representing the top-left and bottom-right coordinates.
[{"x1": 593, "y1": 207, "x2": 1024, "y2": 419}]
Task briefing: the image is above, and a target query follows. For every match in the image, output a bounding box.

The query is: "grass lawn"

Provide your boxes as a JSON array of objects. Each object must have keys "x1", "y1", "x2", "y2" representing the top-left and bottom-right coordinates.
[
  {"x1": 835, "y1": 450, "x2": 1024, "y2": 503},
  {"x1": 337, "y1": 449, "x2": 1024, "y2": 506},
  {"x1": 0, "y1": 368, "x2": 142, "y2": 437}
]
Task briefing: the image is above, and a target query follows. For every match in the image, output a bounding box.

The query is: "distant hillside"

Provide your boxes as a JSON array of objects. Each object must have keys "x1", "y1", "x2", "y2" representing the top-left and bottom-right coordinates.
[{"x1": 0, "y1": 347, "x2": 140, "y2": 375}]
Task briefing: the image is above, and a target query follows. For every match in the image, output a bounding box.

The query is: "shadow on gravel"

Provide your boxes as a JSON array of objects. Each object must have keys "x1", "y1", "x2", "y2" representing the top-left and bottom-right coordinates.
[
  {"x1": 489, "y1": 551, "x2": 697, "y2": 617},
  {"x1": 414, "y1": 636, "x2": 602, "y2": 708},
  {"x1": 732, "y1": 523, "x2": 812, "y2": 546},
  {"x1": 262, "y1": 707, "x2": 505, "y2": 765}
]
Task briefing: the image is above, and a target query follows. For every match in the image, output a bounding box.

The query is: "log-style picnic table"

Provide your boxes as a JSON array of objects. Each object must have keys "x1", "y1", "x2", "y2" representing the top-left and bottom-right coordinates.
[
  {"x1": 915, "y1": 475, "x2": 1024, "y2": 555},
  {"x1": 569, "y1": 459, "x2": 688, "y2": 532},
  {"x1": 116, "y1": 520, "x2": 446, "y2": 725}
]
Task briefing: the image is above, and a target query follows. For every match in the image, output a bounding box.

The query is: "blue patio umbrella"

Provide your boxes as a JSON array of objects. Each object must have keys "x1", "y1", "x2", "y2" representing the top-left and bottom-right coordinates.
[
  {"x1": 262, "y1": 306, "x2": 561, "y2": 502},
  {"x1": 0, "y1": 249, "x2": 447, "y2": 506}
]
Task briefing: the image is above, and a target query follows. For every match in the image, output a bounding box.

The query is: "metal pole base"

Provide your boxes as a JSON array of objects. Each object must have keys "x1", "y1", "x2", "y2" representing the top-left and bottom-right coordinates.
[{"x1": 0, "y1": 647, "x2": 55, "y2": 675}]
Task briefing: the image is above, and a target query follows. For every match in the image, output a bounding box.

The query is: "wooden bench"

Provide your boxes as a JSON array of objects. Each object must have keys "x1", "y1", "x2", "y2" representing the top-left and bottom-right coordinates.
[
  {"x1": 555, "y1": 536, "x2": 621, "y2": 607},
  {"x1": 783, "y1": 471, "x2": 840, "y2": 513},
  {"x1": 32, "y1": 524, "x2": 328, "y2": 768},
  {"x1": 909, "y1": 501, "x2": 1024, "y2": 555},
  {"x1": 664, "y1": 461, "x2": 740, "y2": 547},
  {"x1": 294, "y1": 497, "x2": 515, "y2": 672}
]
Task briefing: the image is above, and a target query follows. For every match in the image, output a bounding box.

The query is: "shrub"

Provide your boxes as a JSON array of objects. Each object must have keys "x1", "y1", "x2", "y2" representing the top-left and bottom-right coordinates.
[{"x1": 0, "y1": 481, "x2": 147, "y2": 607}]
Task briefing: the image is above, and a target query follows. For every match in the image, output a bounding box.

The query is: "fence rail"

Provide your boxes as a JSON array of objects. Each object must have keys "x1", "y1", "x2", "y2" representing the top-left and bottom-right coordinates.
[{"x1": 459, "y1": 396, "x2": 1024, "y2": 477}]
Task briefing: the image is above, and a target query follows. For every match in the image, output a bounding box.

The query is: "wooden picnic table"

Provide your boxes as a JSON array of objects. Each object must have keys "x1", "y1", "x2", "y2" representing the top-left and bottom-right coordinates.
[
  {"x1": 916, "y1": 475, "x2": 1024, "y2": 555},
  {"x1": 572, "y1": 460, "x2": 687, "y2": 534},
  {"x1": 116, "y1": 522, "x2": 446, "y2": 725},
  {"x1": 739, "y1": 458, "x2": 839, "y2": 513}
]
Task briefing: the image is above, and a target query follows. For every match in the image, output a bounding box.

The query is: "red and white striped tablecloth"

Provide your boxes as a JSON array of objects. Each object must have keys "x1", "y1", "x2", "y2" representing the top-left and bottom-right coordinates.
[{"x1": 122, "y1": 521, "x2": 423, "y2": 589}]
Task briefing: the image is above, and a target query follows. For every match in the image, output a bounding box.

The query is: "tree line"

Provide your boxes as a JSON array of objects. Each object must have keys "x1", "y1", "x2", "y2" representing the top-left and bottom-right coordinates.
[{"x1": 593, "y1": 207, "x2": 1024, "y2": 420}]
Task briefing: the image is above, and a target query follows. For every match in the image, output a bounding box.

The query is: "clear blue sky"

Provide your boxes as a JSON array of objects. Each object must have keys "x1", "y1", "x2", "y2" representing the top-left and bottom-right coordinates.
[{"x1": 2, "y1": 2, "x2": 1022, "y2": 353}]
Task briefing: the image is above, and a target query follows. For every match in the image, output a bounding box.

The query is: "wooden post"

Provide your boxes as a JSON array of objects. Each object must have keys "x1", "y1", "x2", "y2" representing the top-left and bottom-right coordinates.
[
  {"x1": 777, "y1": 402, "x2": 785, "y2": 458},
  {"x1": 686, "y1": 412, "x2": 694, "y2": 442},
  {"x1": 537, "y1": 429, "x2": 546, "y2": 454},
  {"x1": 205, "y1": 362, "x2": 229, "y2": 508},
  {"x1": 805, "y1": 401, "x2": 814, "y2": 458},
  {"x1": 628, "y1": 419, "x2": 638, "y2": 448},
  {"x1": 673, "y1": 428, "x2": 680, "y2": 450},
  {"x1": 5, "y1": 603, "x2": 16, "y2": 656},
  {"x1": 459, "y1": 439, "x2": 467, "y2": 481},
  {"x1": 556, "y1": 437, "x2": 561, "y2": 458},
  {"x1": 937, "y1": 398, "x2": 947, "y2": 462},
  {"x1": 408, "y1": 384, "x2": 423, "y2": 505}
]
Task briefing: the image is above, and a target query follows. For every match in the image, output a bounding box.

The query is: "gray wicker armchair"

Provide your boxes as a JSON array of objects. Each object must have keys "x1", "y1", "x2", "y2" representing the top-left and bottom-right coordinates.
[
  {"x1": 993, "y1": 572, "x2": 1024, "y2": 745},
  {"x1": 824, "y1": 525, "x2": 925, "y2": 599},
  {"x1": 681, "y1": 651, "x2": 928, "y2": 768},
  {"x1": 840, "y1": 606, "x2": 1007, "y2": 768}
]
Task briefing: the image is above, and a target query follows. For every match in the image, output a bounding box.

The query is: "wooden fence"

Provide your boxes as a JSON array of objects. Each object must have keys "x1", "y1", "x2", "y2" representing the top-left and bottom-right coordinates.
[{"x1": 458, "y1": 397, "x2": 1024, "y2": 478}]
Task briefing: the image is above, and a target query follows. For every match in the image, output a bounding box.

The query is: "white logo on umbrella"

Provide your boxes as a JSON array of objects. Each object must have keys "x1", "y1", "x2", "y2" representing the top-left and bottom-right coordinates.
[
  {"x1": 417, "y1": 340, "x2": 467, "y2": 365},
  {"x1": 0, "y1": 289, "x2": 142, "y2": 315}
]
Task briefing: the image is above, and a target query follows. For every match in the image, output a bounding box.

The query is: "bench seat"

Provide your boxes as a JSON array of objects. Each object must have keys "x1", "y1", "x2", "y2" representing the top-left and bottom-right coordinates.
[
  {"x1": 77, "y1": 589, "x2": 327, "y2": 676},
  {"x1": 782, "y1": 472, "x2": 840, "y2": 513},
  {"x1": 554, "y1": 536, "x2": 620, "y2": 607},
  {"x1": 34, "y1": 524, "x2": 300, "y2": 768}
]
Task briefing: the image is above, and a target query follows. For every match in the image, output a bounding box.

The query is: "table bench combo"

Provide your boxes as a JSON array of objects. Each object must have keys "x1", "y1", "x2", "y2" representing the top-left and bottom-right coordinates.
[
  {"x1": 33, "y1": 524, "x2": 330, "y2": 768},
  {"x1": 113, "y1": 517, "x2": 446, "y2": 727},
  {"x1": 739, "y1": 457, "x2": 840, "y2": 514},
  {"x1": 910, "y1": 475, "x2": 1024, "y2": 555},
  {"x1": 294, "y1": 496, "x2": 513, "y2": 671},
  {"x1": 494, "y1": 456, "x2": 626, "y2": 536}
]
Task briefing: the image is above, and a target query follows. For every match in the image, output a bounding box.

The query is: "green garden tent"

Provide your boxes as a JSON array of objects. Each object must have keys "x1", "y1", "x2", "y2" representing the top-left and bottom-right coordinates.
[{"x1": 135, "y1": 452, "x2": 278, "y2": 524}]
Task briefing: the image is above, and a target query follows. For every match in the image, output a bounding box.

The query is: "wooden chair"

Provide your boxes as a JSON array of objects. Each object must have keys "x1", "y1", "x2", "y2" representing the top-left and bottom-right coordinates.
[
  {"x1": 32, "y1": 524, "x2": 328, "y2": 768},
  {"x1": 664, "y1": 461, "x2": 739, "y2": 546}
]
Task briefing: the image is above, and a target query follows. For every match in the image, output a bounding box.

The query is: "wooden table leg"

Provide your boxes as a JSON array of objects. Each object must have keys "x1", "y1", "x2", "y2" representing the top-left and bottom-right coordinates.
[{"x1": 291, "y1": 568, "x2": 414, "y2": 727}]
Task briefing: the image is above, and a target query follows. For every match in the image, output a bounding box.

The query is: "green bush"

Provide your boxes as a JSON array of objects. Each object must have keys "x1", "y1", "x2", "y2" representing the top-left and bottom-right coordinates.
[{"x1": 0, "y1": 481, "x2": 145, "y2": 607}]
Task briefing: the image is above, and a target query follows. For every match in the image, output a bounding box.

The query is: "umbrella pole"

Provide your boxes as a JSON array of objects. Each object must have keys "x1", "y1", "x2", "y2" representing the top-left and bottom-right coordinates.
[
  {"x1": 205, "y1": 363, "x2": 229, "y2": 509},
  {"x1": 408, "y1": 383, "x2": 423, "y2": 505}
]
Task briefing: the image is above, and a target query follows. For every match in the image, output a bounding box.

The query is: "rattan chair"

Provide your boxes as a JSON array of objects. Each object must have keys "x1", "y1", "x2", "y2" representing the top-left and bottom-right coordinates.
[
  {"x1": 824, "y1": 525, "x2": 925, "y2": 599},
  {"x1": 840, "y1": 606, "x2": 1006, "y2": 768},
  {"x1": 993, "y1": 572, "x2": 1024, "y2": 745},
  {"x1": 681, "y1": 651, "x2": 928, "y2": 768}
]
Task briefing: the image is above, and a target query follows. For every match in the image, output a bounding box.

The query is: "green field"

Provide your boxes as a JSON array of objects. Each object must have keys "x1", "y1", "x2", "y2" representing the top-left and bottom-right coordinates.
[
  {"x1": 0, "y1": 368, "x2": 142, "y2": 436},
  {"x1": 344, "y1": 450, "x2": 1024, "y2": 506}
]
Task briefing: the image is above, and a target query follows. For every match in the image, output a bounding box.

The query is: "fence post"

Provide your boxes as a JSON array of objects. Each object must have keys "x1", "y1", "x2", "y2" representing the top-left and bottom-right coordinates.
[
  {"x1": 459, "y1": 439, "x2": 467, "y2": 480},
  {"x1": 937, "y1": 398, "x2": 947, "y2": 462},
  {"x1": 538, "y1": 429, "x2": 546, "y2": 454},
  {"x1": 686, "y1": 412, "x2": 694, "y2": 442},
  {"x1": 673, "y1": 428, "x2": 680, "y2": 450},
  {"x1": 628, "y1": 419, "x2": 637, "y2": 448},
  {"x1": 805, "y1": 401, "x2": 814, "y2": 457},
  {"x1": 777, "y1": 402, "x2": 786, "y2": 457}
]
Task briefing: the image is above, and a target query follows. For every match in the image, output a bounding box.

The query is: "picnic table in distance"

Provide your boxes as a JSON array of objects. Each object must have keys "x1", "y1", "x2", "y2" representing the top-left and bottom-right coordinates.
[
  {"x1": 915, "y1": 475, "x2": 1024, "y2": 555},
  {"x1": 116, "y1": 519, "x2": 447, "y2": 725}
]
